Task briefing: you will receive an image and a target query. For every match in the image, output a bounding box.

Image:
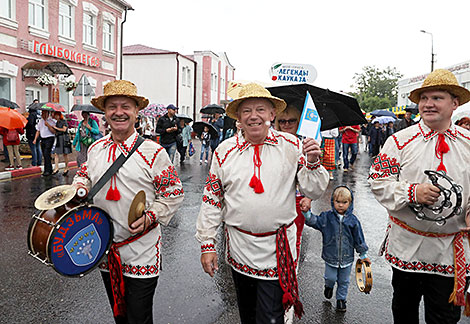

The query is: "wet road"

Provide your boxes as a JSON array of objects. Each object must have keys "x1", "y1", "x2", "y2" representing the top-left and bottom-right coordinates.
[{"x1": 1, "y1": 144, "x2": 461, "y2": 323}]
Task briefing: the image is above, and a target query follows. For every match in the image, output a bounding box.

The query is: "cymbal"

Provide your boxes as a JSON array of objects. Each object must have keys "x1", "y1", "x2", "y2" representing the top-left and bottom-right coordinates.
[
  {"x1": 128, "y1": 190, "x2": 146, "y2": 226},
  {"x1": 35, "y1": 185, "x2": 77, "y2": 210}
]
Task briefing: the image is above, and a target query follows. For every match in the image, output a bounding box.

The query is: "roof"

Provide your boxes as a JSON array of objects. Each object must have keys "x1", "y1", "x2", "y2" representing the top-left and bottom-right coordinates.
[
  {"x1": 123, "y1": 44, "x2": 175, "y2": 55},
  {"x1": 113, "y1": 0, "x2": 133, "y2": 10}
]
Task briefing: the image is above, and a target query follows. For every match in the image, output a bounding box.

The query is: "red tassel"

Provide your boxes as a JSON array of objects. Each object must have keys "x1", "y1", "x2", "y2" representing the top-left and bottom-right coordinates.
[
  {"x1": 249, "y1": 175, "x2": 258, "y2": 189},
  {"x1": 435, "y1": 134, "x2": 449, "y2": 173},
  {"x1": 113, "y1": 187, "x2": 121, "y2": 201},
  {"x1": 293, "y1": 300, "x2": 304, "y2": 319},
  {"x1": 437, "y1": 161, "x2": 447, "y2": 173},
  {"x1": 106, "y1": 185, "x2": 116, "y2": 200},
  {"x1": 282, "y1": 292, "x2": 294, "y2": 308},
  {"x1": 254, "y1": 178, "x2": 264, "y2": 193}
]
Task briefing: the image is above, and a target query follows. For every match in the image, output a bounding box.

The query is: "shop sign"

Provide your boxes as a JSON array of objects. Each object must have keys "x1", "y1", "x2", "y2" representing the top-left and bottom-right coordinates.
[
  {"x1": 30, "y1": 40, "x2": 100, "y2": 68},
  {"x1": 269, "y1": 63, "x2": 317, "y2": 83}
]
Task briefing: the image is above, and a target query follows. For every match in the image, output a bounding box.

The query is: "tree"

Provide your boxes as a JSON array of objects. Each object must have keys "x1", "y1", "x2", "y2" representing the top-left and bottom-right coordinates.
[{"x1": 351, "y1": 66, "x2": 403, "y2": 112}]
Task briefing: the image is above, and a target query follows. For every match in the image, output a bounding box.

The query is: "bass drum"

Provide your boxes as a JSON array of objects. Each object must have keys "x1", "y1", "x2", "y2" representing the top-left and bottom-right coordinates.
[{"x1": 28, "y1": 204, "x2": 113, "y2": 277}]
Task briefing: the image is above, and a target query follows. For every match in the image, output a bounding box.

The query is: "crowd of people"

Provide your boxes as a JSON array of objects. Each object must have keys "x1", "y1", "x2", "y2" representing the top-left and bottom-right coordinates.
[{"x1": 8, "y1": 68, "x2": 470, "y2": 324}]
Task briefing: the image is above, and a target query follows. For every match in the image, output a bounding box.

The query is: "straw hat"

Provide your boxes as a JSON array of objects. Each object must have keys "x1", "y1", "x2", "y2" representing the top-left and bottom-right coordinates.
[
  {"x1": 226, "y1": 83, "x2": 287, "y2": 120},
  {"x1": 91, "y1": 80, "x2": 149, "y2": 111},
  {"x1": 409, "y1": 69, "x2": 470, "y2": 105}
]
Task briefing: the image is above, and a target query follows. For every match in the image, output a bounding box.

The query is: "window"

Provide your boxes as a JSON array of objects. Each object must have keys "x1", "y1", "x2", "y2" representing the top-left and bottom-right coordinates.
[
  {"x1": 29, "y1": 0, "x2": 45, "y2": 29},
  {"x1": 186, "y1": 68, "x2": 191, "y2": 87},
  {"x1": 103, "y1": 22, "x2": 113, "y2": 52},
  {"x1": 102, "y1": 12, "x2": 115, "y2": 53},
  {"x1": 83, "y1": 13, "x2": 95, "y2": 46},
  {"x1": 0, "y1": 0, "x2": 11, "y2": 19},
  {"x1": 0, "y1": 77, "x2": 11, "y2": 100},
  {"x1": 182, "y1": 67, "x2": 187, "y2": 86},
  {"x1": 59, "y1": 2, "x2": 73, "y2": 38}
]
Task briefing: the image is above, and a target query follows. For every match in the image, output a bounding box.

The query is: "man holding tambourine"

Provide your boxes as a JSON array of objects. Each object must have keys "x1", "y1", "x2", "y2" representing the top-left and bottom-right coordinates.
[{"x1": 369, "y1": 69, "x2": 470, "y2": 323}]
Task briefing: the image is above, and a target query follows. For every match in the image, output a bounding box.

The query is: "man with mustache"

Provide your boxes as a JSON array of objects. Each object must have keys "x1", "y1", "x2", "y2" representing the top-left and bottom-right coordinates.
[
  {"x1": 369, "y1": 69, "x2": 470, "y2": 323},
  {"x1": 73, "y1": 80, "x2": 184, "y2": 324},
  {"x1": 196, "y1": 83, "x2": 329, "y2": 323}
]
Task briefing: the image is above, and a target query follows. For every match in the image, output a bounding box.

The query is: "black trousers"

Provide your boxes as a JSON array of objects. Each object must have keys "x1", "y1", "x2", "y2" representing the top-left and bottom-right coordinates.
[
  {"x1": 40, "y1": 136, "x2": 54, "y2": 173},
  {"x1": 231, "y1": 269, "x2": 284, "y2": 324},
  {"x1": 391, "y1": 267, "x2": 462, "y2": 324},
  {"x1": 101, "y1": 271, "x2": 159, "y2": 324}
]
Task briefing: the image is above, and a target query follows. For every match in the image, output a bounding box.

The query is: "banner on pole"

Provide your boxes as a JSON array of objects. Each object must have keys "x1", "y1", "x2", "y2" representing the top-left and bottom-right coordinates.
[{"x1": 297, "y1": 91, "x2": 322, "y2": 142}]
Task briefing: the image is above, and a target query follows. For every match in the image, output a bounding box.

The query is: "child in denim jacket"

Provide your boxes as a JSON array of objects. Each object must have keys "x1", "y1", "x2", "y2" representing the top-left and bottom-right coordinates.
[{"x1": 303, "y1": 185, "x2": 370, "y2": 312}]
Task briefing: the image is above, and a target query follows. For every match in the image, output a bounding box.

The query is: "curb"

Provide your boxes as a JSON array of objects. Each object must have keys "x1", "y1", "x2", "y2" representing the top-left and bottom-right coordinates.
[{"x1": 0, "y1": 161, "x2": 78, "y2": 180}]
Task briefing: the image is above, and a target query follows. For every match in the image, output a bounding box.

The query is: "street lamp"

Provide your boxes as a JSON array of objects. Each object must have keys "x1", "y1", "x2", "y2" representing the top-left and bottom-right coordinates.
[{"x1": 420, "y1": 30, "x2": 435, "y2": 72}]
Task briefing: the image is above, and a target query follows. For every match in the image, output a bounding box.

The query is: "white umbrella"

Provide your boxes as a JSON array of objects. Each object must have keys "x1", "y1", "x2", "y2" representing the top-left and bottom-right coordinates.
[
  {"x1": 452, "y1": 102, "x2": 470, "y2": 123},
  {"x1": 374, "y1": 116, "x2": 395, "y2": 124}
]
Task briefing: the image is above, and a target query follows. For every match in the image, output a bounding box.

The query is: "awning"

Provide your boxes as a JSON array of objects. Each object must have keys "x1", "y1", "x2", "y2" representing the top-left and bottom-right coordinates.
[
  {"x1": 387, "y1": 104, "x2": 418, "y2": 115},
  {"x1": 21, "y1": 61, "x2": 73, "y2": 79}
]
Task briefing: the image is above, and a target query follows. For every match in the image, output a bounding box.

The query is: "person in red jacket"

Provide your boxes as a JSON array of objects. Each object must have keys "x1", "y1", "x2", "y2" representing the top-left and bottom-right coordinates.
[
  {"x1": 0, "y1": 127, "x2": 24, "y2": 170},
  {"x1": 339, "y1": 125, "x2": 361, "y2": 172}
]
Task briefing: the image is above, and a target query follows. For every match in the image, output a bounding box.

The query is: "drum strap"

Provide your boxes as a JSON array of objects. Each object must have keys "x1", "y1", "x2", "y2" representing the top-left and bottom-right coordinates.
[
  {"x1": 108, "y1": 222, "x2": 159, "y2": 318},
  {"x1": 87, "y1": 136, "x2": 145, "y2": 203}
]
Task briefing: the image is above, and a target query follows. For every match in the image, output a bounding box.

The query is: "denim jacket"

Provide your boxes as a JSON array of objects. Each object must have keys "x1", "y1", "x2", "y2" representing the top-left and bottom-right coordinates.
[{"x1": 303, "y1": 186, "x2": 368, "y2": 266}]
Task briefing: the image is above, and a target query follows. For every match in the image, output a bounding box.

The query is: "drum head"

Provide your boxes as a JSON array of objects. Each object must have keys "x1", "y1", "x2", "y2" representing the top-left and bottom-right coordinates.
[{"x1": 49, "y1": 205, "x2": 113, "y2": 277}]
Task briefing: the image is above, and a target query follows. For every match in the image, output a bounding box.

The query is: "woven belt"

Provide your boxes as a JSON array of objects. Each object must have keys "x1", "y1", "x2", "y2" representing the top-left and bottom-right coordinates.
[
  {"x1": 233, "y1": 221, "x2": 303, "y2": 319},
  {"x1": 355, "y1": 259, "x2": 372, "y2": 294},
  {"x1": 108, "y1": 222, "x2": 159, "y2": 317},
  {"x1": 390, "y1": 215, "x2": 468, "y2": 309}
]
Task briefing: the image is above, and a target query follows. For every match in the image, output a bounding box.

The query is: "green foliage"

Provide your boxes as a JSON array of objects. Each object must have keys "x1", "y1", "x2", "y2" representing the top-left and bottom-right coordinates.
[{"x1": 351, "y1": 66, "x2": 403, "y2": 112}]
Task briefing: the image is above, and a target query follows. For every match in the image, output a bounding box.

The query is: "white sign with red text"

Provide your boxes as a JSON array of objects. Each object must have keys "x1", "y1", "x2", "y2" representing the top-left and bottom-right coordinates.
[{"x1": 269, "y1": 63, "x2": 317, "y2": 83}]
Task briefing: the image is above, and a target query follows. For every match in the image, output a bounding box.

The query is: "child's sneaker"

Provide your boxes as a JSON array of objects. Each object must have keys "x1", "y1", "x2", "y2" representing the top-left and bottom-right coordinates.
[
  {"x1": 205, "y1": 160, "x2": 208, "y2": 164},
  {"x1": 5, "y1": 165, "x2": 14, "y2": 171},
  {"x1": 200, "y1": 160, "x2": 203, "y2": 165},
  {"x1": 16, "y1": 165, "x2": 23, "y2": 170},
  {"x1": 336, "y1": 299, "x2": 346, "y2": 312},
  {"x1": 324, "y1": 286, "x2": 333, "y2": 299}
]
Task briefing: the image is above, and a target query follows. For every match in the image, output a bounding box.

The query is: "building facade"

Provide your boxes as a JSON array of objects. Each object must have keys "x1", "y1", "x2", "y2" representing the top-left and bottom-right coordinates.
[
  {"x1": 0, "y1": 0, "x2": 132, "y2": 113},
  {"x1": 123, "y1": 45, "x2": 235, "y2": 121},
  {"x1": 122, "y1": 44, "x2": 196, "y2": 118},
  {"x1": 397, "y1": 60, "x2": 470, "y2": 106}
]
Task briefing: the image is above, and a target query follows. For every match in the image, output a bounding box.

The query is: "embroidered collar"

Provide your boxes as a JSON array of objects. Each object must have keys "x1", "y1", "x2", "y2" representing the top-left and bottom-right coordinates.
[
  {"x1": 235, "y1": 129, "x2": 279, "y2": 153},
  {"x1": 418, "y1": 121, "x2": 458, "y2": 142},
  {"x1": 103, "y1": 131, "x2": 139, "y2": 156}
]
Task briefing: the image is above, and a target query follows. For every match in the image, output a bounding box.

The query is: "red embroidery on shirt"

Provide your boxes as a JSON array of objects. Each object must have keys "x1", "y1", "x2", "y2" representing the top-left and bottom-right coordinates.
[
  {"x1": 205, "y1": 172, "x2": 224, "y2": 197},
  {"x1": 215, "y1": 145, "x2": 237, "y2": 167},
  {"x1": 276, "y1": 133, "x2": 300, "y2": 149},
  {"x1": 368, "y1": 153, "x2": 400, "y2": 179},
  {"x1": 153, "y1": 165, "x2": 181, "y2": 193},
  {"x1": 392, "y1": 133, "x2": 420, "y2": 150}
]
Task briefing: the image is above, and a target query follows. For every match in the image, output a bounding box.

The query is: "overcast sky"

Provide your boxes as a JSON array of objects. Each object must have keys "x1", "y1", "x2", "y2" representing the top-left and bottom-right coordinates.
[{"x1": 123, "y1": 0, "x2": 470, "y2": 92}]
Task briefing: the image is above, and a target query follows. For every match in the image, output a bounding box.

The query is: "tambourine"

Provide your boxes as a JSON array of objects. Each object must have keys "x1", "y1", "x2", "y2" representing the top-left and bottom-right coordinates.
[
  {"x1": 355, "y1": 259, "x2": 372, "y2": 294},
  {"x1": 409, "y1": 170, "x2": 463, "y2": 226}
]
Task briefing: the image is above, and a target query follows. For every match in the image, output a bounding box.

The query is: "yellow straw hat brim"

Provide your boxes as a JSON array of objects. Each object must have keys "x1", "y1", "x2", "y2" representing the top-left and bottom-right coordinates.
[
  {"x1": 226, "y1": 83, "x2": 287, "y2": 120},
  {"x1": 91, "y1": 80, "x2": 149, "y2": 111},
  {"x1": 408, "y1": 69, "x2": 470, "y2": 105}
]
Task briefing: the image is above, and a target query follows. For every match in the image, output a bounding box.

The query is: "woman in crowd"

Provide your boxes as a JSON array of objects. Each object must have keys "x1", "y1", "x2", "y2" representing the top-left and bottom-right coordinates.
[
  {"x1": 51, "y1": 111, "x2": 71, "y2": 175},
  {"x1": 73, "y1": 111, "x2": 100, "y2": 167},
  {"x1": 456, "y1": 117, "x2": 470, "y2": 130},
  {"x1": 0, "y1": 126, "x2": 24, "y2": 170}
]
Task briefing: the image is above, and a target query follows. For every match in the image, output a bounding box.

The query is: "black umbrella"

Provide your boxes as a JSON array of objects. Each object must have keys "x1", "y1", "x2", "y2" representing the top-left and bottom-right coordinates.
[
  {"x1": 200, "y1": 104, "x2": 225, "y2": 115},
  {"x1": 27, "y1": 102, "x2": 47, "y2": 111},
  {"x1": 0, "y1": 98, "x2": 19, "y2": 109},
  {"x1": 267, "y1": 83, "x2": 367, "y2": 131},
  {"x1": 176, "y1": 113, "x2": 193, "y2": 123},
  {"x1": 370, "y1": 109, "x2": 397, "y2": 118},
  {"x1": 192, "y1": 121, "x2": 218, "y2": 138},
  {"x1": 71, "y1": 104, "x2": 104, "y2": 115}
]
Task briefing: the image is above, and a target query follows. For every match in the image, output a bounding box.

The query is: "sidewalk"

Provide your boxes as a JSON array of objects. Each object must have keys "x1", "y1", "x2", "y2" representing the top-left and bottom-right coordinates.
[{"x1": 0, "y1": 150, "x2": 78, "y2": 180}]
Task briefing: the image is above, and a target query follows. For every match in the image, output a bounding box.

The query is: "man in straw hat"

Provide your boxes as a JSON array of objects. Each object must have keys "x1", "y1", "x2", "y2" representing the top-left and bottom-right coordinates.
[
  {"x1": 196, "y1": 83, "x2": 329, "y2": 322},
  {"x1": 369, "y1": 69, "x2": 470, "y2": 323},
  {"x1": 73, "y1": 80, "x2": 184, "y2": 323}
]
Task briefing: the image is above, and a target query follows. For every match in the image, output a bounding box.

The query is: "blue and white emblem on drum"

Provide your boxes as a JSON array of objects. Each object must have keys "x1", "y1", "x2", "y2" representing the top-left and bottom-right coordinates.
[{"x1": 65, "y1": 223, "x2": 102, "y2": 266}]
